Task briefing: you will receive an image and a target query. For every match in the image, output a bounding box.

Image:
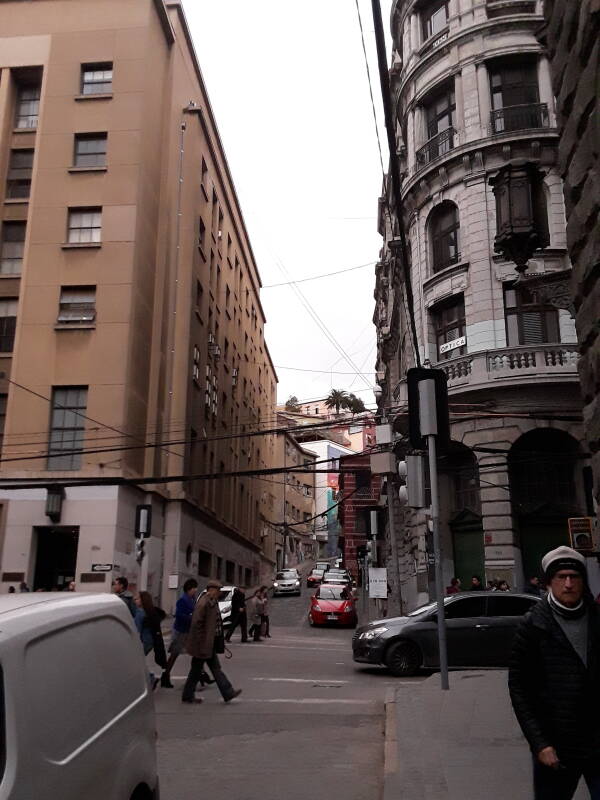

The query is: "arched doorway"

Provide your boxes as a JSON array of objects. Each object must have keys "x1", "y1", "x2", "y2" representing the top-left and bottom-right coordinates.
[
  {"x1": 440, "y1": 444, "x2": 484, "y2": 586},
  {"x1": 509, "y1": 429, "x2": 584, "y2": 581}
]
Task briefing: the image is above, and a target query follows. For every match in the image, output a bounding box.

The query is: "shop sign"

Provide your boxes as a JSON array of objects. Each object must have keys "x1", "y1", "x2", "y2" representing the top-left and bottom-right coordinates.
[{"x1": 439, "y1": 335, "x2": 466, "y2": 355}]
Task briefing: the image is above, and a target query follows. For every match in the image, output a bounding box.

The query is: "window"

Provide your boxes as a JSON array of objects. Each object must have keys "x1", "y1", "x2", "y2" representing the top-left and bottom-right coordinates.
[
  {"x1": 198, "y1": 549, "x2": 212, "y2": 577},
  {"x1": 417, "y1": 84, "x2": 456, "y2": 164},
  {"x1": 0, "y1": 222, "x2": 26, "y2": 275},
  {"x1": 430, "y1": 202, "x2": 460, "y2": 272},
  {"x1": 195, "y1": 280, "x2": 203, "y2": 312},
  {"x1": 47, "y1": 387, "x2": 88, "y2": 470},
  {"x1": 0, "y1": 394, "x2": 7, "y2": 452},
  {"x1": 487, "y1": 596, "x2": 537, "y2": 617},
  {"x1": 201, "y1": 158, "x2": 208, "y2": 194},
  {"x1": 74, "y1": 133, "x2": 107, "y2": 167},
  {"x1": 198, "y1": 217, "x2": 206, "y2": 248},
  {"x1": 6, "y1": 149, "x2": 33, "y2": 199},
  {"x1": 81, "y1": 63, "x2": 113, "y2": 95},
  {"x1": 57, "y1": 287, "x2": 96, "y2": 324},
  {"x1": 0, "y1": 300, "x2": 17, "y2": 352},
  {"x1": 225, "y1": 560, "x2": 235, "y2": 584},
  {"x1": 15, "y1": 85, "x2": 40, "y2": 129},
  {"x1": 504, "y1": 285, "x2": 559, "y2": 346},
  {"x1": 192, "y1": 345, "x2": 200, "y2": 383},
  {"x1": 444, "y1": 596, "x2": 486, "y2": 619},
  {"x1": 432, "y1": 294, "x2": 466, "y2": 360},
  {"x1": 422, "y1": 0, "x2": 448, "y2": 40},
  {"x1": 490, "y1": 61, "x2": 542, "y2": 133},
  {"x1": 216, "y1": 557, "x2": 223, "y2": 580},
  {"x1": 67, "y1": 208, "x2": 102, "y2": 244},
  {"x1": 244, "y1": 567, "x2": 252, "y2": 587}
]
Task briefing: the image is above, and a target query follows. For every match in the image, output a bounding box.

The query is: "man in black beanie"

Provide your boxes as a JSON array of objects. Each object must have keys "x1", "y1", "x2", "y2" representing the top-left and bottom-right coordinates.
[{"x1": 509, "y1": 546, "x2": 600, "y2": 799}]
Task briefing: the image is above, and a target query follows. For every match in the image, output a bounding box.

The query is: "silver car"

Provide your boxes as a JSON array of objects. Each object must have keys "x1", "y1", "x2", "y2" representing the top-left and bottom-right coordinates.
[{"x1": 273, "y1": 569, "x2": 301, "y2": 596}]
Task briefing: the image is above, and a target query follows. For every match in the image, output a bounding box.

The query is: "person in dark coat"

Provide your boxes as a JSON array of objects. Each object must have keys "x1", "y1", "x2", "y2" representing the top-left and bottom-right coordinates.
[
  {"x1": 182, "y1": 580, "x2": 242, "y2": 704},
  {"x1": 134, "y1": 591, "x2": 168, "y2": 691},
  {"x1": 469, "y1": 575, "x2": 484, "y2": 591},
  {"x1": 161, "y1": 578, "x2": 214, "y2": 688},
  {"x1": 112, "y1": 576, "x2": 136, "y2": 618},
  {"x1": 524, "y1": 576, "x2": 542, "y2": 596},
  {"x1": 508, "y1": 546, "x2": 600, "y2": 799},
  {"x1": 225, "y1": 587, "x2": 248, "y2": 643}
]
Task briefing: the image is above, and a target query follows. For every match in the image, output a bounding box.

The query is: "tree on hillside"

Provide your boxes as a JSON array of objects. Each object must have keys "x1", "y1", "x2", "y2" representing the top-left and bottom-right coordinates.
[
  {"x1": 346, "y1": 393, "x2": 366, "y2": 414},
  {"x1": 325, "y1": 389, "x2": 349, "y2": 416},
  {"x1": 285, "y1": 395, "x2": 301, "y2": 412}
]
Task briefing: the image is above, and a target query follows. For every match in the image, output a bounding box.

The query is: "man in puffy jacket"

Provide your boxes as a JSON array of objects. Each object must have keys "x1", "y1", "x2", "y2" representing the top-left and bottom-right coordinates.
[{"x1": 509, "y1": 546, "x2": 600, "y2": 799}]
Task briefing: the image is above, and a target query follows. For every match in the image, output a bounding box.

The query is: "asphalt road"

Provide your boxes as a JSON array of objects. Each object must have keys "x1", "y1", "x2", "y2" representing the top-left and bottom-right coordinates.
[{"x1": 155, "y1": 587, "x2": 422, "y2": 800}]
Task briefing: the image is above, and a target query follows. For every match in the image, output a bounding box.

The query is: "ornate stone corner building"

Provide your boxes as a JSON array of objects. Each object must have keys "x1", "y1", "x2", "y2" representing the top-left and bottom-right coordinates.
[{"x1": 374, "y1": 0, "x2": 593, "y2": 611}]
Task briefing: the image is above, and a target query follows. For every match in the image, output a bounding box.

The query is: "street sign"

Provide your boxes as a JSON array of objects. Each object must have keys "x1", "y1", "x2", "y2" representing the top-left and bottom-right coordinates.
[
  {"x1": 91, "y1": 563, "x2": 113, "y2": 572},
  {"x1": 568, "y1": 517, "x2": 594, "y2": 551},
  {"x1": 439, "y1": 335, "x2": 466, "y2": 355},
  {"x1": 369, "y1": 567, "x2": 388, "y2": 598}
]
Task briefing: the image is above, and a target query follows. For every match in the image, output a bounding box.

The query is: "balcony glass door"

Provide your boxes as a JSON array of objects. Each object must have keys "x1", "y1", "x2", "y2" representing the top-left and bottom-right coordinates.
[{"x1": 490, "y1": 62, "x2": 540, "y2": 132}]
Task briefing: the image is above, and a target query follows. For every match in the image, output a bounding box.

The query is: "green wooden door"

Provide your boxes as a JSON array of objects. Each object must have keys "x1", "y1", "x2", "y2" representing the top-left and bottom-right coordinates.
[
  {"x1": 452, "y1": 528, "x2": 485, "y2": 587},
  {"x1": 519, "y1": 519, "x2": 570, "y2": 582}
]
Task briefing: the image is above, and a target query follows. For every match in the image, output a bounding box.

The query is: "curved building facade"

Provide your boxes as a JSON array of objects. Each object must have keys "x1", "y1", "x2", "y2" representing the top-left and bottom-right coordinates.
[{"x1": 374, "y1": 0, "x2": 594, "y2": 610}]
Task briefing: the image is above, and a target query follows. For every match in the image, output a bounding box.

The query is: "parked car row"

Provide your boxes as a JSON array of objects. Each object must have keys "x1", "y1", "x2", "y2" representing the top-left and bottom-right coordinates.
[{"x1": 352, "y1": 591, "x2": 541, "y2": 676}]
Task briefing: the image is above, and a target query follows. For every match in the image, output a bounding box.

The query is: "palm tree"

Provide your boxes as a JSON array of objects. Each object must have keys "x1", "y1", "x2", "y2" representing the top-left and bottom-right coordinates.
[{"x1": 325, "y1": 389, "x2": 349, "y2": 416}]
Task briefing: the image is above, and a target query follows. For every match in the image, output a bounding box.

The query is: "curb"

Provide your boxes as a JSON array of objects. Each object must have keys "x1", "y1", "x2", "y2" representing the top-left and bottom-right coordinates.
[{"x1": 383, "y1": 686, "x2": 398, "y2": 798}]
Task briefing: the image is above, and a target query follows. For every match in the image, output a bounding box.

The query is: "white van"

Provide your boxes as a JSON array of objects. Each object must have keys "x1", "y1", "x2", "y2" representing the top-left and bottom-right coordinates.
[{"x1": 0, "y1": 593, "x2": 159, "y2": 800}]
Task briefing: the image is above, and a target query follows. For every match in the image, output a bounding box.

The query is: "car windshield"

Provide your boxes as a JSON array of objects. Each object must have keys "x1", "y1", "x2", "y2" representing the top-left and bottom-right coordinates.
[
  {"x1": 311, "y1": 570, "x2": 324, "y2": 577},
  {"x1": 407, "y1": 600, "x2": 438, "y2": 617},
  {"x1": 323, "y1": 575, "x2": 349, "y2": 583},
  {"x1": 218, "y1": 590, "x2": 232, "y2": 602},
  {"x1": 317, "y1": 586, "x2": 348, "y2": 600},
  {"x1": 276, "y1": 572, "x2": 296, "y2": 580}
]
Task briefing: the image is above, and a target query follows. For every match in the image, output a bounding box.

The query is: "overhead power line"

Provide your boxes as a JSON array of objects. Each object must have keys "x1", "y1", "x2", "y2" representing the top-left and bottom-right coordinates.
[
  {"x1": 262, "y1": 260, "x2": 375, "y2": 288},
  {"x1": 354, "y1": 0, "x2": 386, "y2": 177}
]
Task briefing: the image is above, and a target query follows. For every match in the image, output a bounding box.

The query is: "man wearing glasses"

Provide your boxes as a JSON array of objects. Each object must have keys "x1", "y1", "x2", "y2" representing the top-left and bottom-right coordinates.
[{"x1": 509, "y1": 546, "x2": 600, "y2": 799}]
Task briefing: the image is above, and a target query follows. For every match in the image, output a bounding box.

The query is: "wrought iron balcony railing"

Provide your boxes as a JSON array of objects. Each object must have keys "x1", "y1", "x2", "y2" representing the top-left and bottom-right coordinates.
[
  {"x1": 416, "y1": 127, "x2": 455, "y2": 166},
  {"x1": 490, "y1": 103, "x2": 549, "y2": 134}
]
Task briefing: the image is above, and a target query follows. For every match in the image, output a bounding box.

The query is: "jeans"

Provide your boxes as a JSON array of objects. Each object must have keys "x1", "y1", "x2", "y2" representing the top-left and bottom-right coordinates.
[
  {"x1": 182, "y1": 654, "x2": 235, "y2": 702},
  {"x1": 533, "y1": 758, "x2": 600, "y2": 799}
]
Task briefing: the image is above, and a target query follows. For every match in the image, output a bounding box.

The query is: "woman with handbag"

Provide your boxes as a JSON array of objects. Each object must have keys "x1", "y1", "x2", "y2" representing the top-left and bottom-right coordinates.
[
  {"x1": 181, "y1": 580, "x2": 242, "y2": 704},
  {"x1": 134, "y1": 591, "x2": 168, "y2": 691}
]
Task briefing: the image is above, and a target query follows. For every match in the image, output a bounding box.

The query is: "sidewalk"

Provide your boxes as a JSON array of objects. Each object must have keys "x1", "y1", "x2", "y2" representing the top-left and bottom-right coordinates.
[{"x1": 383, "y1": 670, "x2": 588, "y2": 800}]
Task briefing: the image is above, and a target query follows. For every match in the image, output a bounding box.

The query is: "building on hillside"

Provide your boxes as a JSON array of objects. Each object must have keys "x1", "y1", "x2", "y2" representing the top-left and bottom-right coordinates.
[
  {"x1": 374, "y1": 0, "x2": 595, "y2": 612},
  {"x1": 337, "y1": 454, "x2": 381, "y2": 580},
  {"x1": 263, "y1": 433, "x2": 316, "y2": 572},
  {"x1": 0, "y1": 0, "x2": 278, "y2": 605},
  {"x1": 301, "y1": 439, "x2": 357, "y2": 558}
]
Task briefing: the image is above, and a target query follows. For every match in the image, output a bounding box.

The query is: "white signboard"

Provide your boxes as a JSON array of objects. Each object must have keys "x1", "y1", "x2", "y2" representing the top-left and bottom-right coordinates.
[
  {"x1": 368, "y1": 568, "x2": 388, "y2": 599},
  {"x1": 439, "y1": 335, "x2": 466, "y2": 355}
]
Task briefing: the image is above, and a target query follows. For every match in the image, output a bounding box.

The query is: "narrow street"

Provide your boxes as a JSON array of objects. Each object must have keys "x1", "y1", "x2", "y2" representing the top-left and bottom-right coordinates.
[{"x1": 155, "y1": 590, "x2": 423, "y2": 800}]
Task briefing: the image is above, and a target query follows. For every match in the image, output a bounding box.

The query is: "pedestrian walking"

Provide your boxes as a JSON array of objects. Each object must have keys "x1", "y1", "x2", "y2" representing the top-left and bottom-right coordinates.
[
  {"x1": 509, "y1": 545, "x2": 600, "y2": 799},
  {"x1": 112, "y1": 576, "x2": 136, "y2": 618},
  {"x1": 134, "y1": 591, "x2": 168, "y2": 691},
  {"x1": 19, "y1": 581, "x2": 30, "y2": 593},
  {"x1": 446, "y1": 577, "x2": 461, "y2": 595},
  {"x1": 524, "y1": 576, "x2": 542, "y2": 596},
  {"x1": 260, "y1": 585, "x2": 271, "y2": 638},
  {"x1": 497, "y1": 580, "x2": 510, "y2": 592},
  {"x1": 66, "y1": 580, "x2": 76, "y2": 592},
  {"x1": 181, "y1": 579, "x2": 242, "y2": 704},
  {"x1": 247, "y1": 589, "x2": 265, "y2": 642},
  {"x1": 160, "y1": 579, "x2": 214, "y2": 688},
  {"x1": 8, "y1": 586, "x2": 15, "y2": 594},
  {"x1": 470, "y1": 575, "x2": 484, "y2": 591},
  {"x1": 225, "y1": 587, "x2": 248, "y2": 643}
]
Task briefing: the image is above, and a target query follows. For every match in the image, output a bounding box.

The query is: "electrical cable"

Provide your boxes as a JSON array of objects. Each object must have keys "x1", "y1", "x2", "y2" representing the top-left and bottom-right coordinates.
[
  {"x1": 354, "y1": 0, "x2": 386, "y2": 177},
  {"x1": 262, "y1": 260, "x2": 375, "y2": 288}
]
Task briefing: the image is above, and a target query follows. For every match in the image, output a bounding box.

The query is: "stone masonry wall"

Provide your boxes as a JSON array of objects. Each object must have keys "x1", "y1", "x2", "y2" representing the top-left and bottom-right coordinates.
[{"x1": 540, "y1": 0, "x2": 600, "y2": 508}]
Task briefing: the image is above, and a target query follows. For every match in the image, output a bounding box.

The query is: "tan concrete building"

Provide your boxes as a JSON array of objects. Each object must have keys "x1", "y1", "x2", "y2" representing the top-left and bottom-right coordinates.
[{"x1": 0, "y1": 0, "x2": 278, "y2": 607}]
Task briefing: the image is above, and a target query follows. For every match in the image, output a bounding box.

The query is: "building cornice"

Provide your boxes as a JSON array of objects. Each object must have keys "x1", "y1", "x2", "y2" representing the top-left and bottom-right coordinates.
[{"x1": 153, "y1": 0, "x2": 175, "y2": 44}]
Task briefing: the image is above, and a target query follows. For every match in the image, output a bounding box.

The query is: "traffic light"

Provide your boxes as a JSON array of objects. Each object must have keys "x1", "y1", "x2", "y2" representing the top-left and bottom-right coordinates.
[
  {"x1": 366, "y1": 539, "x2": 374, "y2": 566},
  {"x1": 356, "y1": 544, "x2": 367, "y2": 560},
  {"x1": 398, "y1": 453, "x2": 426, "y2": 508},
  {"x1": 135, "y1": 537, "x2": 145, "y2": 564},
  {"x1": 135, "y1": 505, "x2": 152, "y2": 539},
  {"x1": 407, "y1": 367, "x2": 450, "y2": 451}
]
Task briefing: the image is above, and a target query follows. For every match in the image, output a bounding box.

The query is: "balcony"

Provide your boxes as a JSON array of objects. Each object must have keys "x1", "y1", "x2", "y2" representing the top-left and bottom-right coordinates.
[
  {"x1": 416, "y1": 128, "x2": 455, "y2": 167},
  {"x1": 490, "y1": 103, "x2": 549, "y2": 135},
  {"x1": 438, "y1": 343, "x2": 579, "y2": 391}
]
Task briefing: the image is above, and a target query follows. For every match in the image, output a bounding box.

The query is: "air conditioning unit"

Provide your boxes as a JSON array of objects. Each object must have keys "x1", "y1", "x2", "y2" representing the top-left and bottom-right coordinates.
[
  {"x1": 217, "y1": 230, "x2": 222, "y2": 240},
  {"x1": 208, "y1": 333, "x2": 215, "y2": 345}
]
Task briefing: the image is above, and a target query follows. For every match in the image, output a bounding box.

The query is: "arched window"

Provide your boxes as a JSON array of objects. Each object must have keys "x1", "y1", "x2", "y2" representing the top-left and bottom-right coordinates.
[{"x1": 429, "y1": 202, "x2": 460, "y2": 272}]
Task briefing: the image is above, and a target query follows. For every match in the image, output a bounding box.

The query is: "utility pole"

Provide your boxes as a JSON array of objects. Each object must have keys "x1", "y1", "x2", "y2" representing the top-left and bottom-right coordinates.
[
  {"x1": 282, "y1": 434, "x2": 287, "y2": 569},
  {"x1": 418, "y1": 379, "x2": 449, "y2": 690}
]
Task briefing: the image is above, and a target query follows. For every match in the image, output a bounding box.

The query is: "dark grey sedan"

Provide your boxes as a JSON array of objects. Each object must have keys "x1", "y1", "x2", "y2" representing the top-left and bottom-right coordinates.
[{"x1": 352, "y1": 591, "x2": 541, "y2": 676}]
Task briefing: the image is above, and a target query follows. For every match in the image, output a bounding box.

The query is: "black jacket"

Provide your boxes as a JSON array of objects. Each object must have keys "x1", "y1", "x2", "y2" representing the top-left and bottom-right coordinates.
[{"x1": 508, "y1": 597, "x2": 600, "y2": 764}]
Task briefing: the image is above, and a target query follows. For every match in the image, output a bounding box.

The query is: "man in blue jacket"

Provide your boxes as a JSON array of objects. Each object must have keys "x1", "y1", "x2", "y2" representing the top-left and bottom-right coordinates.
[{"x1": 160, "y1": 579, "x2": 198, "y2": 688}]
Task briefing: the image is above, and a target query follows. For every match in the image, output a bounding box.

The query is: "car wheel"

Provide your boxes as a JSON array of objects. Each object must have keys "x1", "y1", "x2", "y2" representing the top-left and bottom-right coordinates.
[{"x1": 385, "y1": 640, "x2": 421, "y2": 677}]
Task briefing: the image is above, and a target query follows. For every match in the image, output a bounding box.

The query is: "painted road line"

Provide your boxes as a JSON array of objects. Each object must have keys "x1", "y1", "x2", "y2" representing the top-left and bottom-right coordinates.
[
  {"x1": 241, "y1": 698, "x2": 374, "y2": 705},
  {"x1": 251, "y1": 677, "x2": 348, "y2": 684}
]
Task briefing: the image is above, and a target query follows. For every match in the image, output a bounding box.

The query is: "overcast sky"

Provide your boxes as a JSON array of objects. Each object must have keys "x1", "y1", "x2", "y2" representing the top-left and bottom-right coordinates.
[{"x1": 182, "y1": 0, "x2": 393, "y2": 408}]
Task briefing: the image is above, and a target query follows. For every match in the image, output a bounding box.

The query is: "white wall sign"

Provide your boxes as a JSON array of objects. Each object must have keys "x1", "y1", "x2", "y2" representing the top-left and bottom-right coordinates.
[
  {"x1": 168, "y1": 574, "x2": 179, "y2": 589},
  {"x1": 439, "y1": 335, "x2": 466, "y2": 355},
  {"x1": 368, "y1": 567, "x2": 388, "y2": 598}
]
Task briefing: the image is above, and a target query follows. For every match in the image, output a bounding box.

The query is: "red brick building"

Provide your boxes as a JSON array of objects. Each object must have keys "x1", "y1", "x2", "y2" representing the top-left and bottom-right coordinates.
[{"x1": 338, "y1": 454, "x2": 381, "y2": 579}]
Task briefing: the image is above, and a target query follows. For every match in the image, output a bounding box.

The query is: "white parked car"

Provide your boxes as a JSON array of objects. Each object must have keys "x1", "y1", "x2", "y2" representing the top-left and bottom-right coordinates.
[
  {"x1": 0, "y1": 593, "x2": 159, "y2": 800},
  {"x1": 198, "y1": 585, "x2": 237, "y2": 627}
]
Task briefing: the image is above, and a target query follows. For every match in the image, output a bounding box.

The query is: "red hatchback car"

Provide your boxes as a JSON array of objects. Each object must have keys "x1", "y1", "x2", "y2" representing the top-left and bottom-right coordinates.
[{"x1": 309, "y1": 584, "x2": 357, "y2": 627}]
